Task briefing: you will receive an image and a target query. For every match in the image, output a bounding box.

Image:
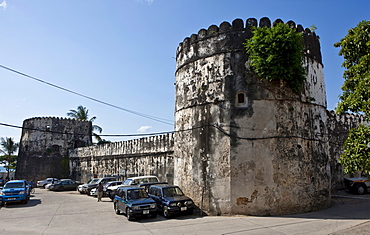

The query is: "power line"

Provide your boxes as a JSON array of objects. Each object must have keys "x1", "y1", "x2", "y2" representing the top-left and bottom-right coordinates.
[
  {"x1": 0, "y1": 122, "x2": 173, "y2": 137},
  {"x1": 0, "y1": 64, "x2": 173, "y2": 126},
  {"x1": 0, "y1": 121, "x2": 346, "y2": 146}
]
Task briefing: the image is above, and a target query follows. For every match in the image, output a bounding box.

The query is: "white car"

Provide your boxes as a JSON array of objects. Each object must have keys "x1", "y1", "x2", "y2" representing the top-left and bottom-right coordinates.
[
  {"x1": 37, "y1": 178, "x2": 59, "y2": 188},
  {"x1": 108, "y1": 176, "x2": 160, "y2": 200}
]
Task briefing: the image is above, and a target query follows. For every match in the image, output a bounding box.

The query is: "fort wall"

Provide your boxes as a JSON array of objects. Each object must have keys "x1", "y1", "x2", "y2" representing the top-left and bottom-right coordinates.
[
  {"x1": 16, "y1": 117, "x2": 92, "y2": 181},
  {"x1": 174, "y1": 17, "x2": 339, "y2": 215},
  {"x1": 69, "y1": 133, "x2": 174, "y2": 184}
]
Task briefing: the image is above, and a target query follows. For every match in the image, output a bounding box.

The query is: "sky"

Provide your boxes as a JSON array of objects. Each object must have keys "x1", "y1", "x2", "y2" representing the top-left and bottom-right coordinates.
[{"x1": 0, "y1": 0, "x2": 369, "y2": 145}]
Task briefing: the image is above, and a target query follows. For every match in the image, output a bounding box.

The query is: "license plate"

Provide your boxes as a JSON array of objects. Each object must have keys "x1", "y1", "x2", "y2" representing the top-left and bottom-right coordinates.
[
  {"x1": 181, "y1": 207, "x2": 187, "y2": 211},
  {"x1": 143, "y1": 210, "x2": 150, "y2": 214},
  {"x1": 8, "y1": 198, "x2": 17, "y2": 201}
]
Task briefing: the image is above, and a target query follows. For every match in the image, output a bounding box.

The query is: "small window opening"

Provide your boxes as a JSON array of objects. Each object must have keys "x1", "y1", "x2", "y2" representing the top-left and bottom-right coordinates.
[{"x1": 236, "y1": 91, "x2": 248, "y2": 107}]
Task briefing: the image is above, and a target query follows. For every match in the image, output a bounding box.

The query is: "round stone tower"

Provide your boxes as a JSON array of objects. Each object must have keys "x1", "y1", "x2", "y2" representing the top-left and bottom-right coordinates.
[
  {"x1": 16, "y1": 117, "x2": 92, "y2": 181},
  {"x1": 174, "y1": 17, "x2": 330, "y2": 216}
]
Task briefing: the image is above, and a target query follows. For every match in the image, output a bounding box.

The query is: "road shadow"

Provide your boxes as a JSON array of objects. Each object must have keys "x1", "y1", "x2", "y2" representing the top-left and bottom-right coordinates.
[
  {"x1": 261, "y1": 190, "x2": 370, "y2": 221},
  {"x1": 1, "y1": 198, "x2": 41, "y2": 208}
]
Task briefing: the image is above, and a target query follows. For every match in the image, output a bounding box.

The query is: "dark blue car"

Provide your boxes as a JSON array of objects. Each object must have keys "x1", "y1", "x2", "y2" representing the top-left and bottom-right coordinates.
[
  {"x1": 148, "y1": 184, "x2": 194, "y2": 218},
  {"x1": 0, "y1": 180, "x2": 30, "y2": 206},
  {"x1": 113, "y1": 186, "x2": 157, "y2": 221}
]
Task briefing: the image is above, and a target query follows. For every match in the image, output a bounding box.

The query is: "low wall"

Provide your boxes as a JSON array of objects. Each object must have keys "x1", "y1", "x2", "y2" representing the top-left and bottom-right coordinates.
[{"x1": 69, "y1": 133, "x2": 174, "y2": 184}]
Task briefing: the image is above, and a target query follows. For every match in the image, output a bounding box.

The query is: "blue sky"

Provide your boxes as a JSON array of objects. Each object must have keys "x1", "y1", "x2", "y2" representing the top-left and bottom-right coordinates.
[{"x1": 0, "y1": 0, "x2": 369, "y2": 144}]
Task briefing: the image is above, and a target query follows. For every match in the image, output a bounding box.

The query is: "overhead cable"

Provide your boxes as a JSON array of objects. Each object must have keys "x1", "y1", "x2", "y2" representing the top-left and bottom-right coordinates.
[{"x1": 0, "y1": 64, "x2": 173, "y2": 126}]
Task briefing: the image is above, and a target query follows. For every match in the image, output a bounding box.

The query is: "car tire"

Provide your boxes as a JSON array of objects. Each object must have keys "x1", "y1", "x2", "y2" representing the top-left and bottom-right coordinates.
[
  {"x1": 0, "y1": 201, "x2": 4, "y2": 207},
  {"x1": 163, "y1": 206, "x2": 171, "y2": 218},
  {"x1": 187, "y1": 208, "x2": 193, "y2": 215},
  {"x1": 22, "y1": 197, "x2": 29, "y2": 204},
  {"x1": 43, "y1": 184, "x2": 47, "y2": 189},
  {"x1": 114, "y1": 203, "x2": 121, "y2": 215},
  {"x1": 356, "y1": 184, "x2": 367, "y2": 195},
  {"x1": 126, "y1": 208, "x2": 133, "y2": 221}
]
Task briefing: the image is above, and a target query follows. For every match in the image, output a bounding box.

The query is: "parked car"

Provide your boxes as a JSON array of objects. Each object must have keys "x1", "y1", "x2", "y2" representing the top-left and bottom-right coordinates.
[
  {"x1": 108, "y1": 176, "x2": 160, "y2": 201},
  {"x1": 37, "y1": 178, "x2": 59, "y2": 188},
  {"x1": 49, "y1": 179, "x2": 81, "y2": 191},
  {"x1": 78, "y1": 177, "x2": 117, "y2": 195},
  {"x1": 90, "y1": 181, "x2": 124, "y2": 197},
  {"x1": 113, "y1": 186, "x2": 157, "y2": 221},
  {"x1": 344, "y1": 177, "x2": 370, "y2": 195},
  {"x1": 0, "y1": 180, "x2": 31, "y2": 206},
  {"x1": 78, "y1": 178, "x2": 99, "y2": 194},
  {"x1": 123, "y1": 175, "x2": 159, "y2": 186},
  {"x1": 148, "y1": 184, "x2": 194, "y2": 218}
]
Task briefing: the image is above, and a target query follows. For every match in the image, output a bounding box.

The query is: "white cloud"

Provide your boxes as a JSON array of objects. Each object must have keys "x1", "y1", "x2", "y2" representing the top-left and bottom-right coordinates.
[
  {"x1": 137, "y1": 126, "x2": 152, "y2": 133},
  {"x1": 136, "y1": 0, "x2": 154, "y2": 5},
  {"x1": 0, "y1": 0, "x2": 6, "y2": 10}
]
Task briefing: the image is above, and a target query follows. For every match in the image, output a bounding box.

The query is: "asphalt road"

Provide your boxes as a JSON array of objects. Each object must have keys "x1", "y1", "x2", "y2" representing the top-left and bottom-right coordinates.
[{"x1": 0, "y1": 188, "x2": 369, "y2": 235}]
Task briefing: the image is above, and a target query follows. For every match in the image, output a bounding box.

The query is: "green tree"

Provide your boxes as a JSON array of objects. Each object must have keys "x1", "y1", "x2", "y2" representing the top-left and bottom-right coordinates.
[
  {"x1": 244, "y1": 23, "x2": 305, "y2": 92},
  {"x1": 0, "y1": 137, "x2": 19, "y2": 179},
  {"x1": 339, "y1": 125, "x2": 370, "y2": 175},
  {"x1": 334, "y1": 20, "x2": 370, "y2": 117},
  {"x1": 335, "y1": 20, "x2": 370, "y2": 175},
  {"x1": 67, "y1": 105, "x2": 103, "y2": 142}
]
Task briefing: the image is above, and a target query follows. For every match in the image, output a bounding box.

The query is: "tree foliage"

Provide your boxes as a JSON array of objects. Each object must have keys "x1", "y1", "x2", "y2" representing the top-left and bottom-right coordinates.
[
  {"x1": 67, "y1": 105, "x2": 103, "y2": 142},
  {"x1": 339, "y1": 124, "x2": 370, "y2": 175},
  {"x1": 0, "y1": 137, "x2": 19, "y2": 177},
  {"x1": 334, "y1": 20, "x2": 370, "y2": 117},
  {"x1": 334, "y1": 20, "x2": 370, "y2": 175},
  {"x1": 244, "y1": 23, "x2": 306, "y2": 92}
]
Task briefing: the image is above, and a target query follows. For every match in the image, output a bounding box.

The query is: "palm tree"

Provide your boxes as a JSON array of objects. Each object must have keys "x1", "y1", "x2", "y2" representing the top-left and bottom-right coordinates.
[
  {"x1": 0, "y1": 137, "x2": 19, "y2": 179},
  {"x1": 67, "y1": 105, "x2": 103, "y2": 142}
]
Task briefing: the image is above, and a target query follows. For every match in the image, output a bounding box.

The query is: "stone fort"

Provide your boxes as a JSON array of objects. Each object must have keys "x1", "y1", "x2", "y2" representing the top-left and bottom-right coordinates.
[{"x1": 16, "y1": 17, "x2": 364, "y2": 216}]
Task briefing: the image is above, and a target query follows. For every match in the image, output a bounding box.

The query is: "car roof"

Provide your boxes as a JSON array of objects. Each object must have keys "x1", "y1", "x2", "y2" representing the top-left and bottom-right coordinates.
[
  {"x1": 6, "y1": 180, "x2": 27, "y2": 183},
  {"x1": 117, "y1": 186, "x2": 143, "y2": 191},
  {"x1": 127, "y1": 175, "x2": 158, "y2": 180},
  {"x1": 149, "y1": 184, "x2": 179, "y2": 189}
]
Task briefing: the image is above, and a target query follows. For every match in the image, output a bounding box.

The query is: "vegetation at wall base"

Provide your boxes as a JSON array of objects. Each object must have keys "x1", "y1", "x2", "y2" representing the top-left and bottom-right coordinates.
[
  {"x1": 339, "y1": 124, "x2": 370, "y2": 175},
  {"x1": 243, "y1": 23, "x2": 305, "y2": 93}
]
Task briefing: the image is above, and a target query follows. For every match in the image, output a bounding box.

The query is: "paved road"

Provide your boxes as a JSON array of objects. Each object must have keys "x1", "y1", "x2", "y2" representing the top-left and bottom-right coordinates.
[{"x1": 0, "y1": 189, "x2": 369, "y2": 235}]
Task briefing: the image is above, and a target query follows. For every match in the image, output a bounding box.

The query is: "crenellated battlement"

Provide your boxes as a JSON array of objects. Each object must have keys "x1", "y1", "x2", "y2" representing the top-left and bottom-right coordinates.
[
  {"x1": 176, "y1": 17, "x2": 321, "y2": 72},
  {"x1": 24, "y1": 116, "x2": 90, "y2": 123}
]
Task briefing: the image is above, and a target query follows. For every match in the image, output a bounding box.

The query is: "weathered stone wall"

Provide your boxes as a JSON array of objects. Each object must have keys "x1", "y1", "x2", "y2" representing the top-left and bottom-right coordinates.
[
  {"x1": 69, "y1": 133, "x2": 174, "y2": 184},
  {"x1": 16, "y1": 117, "x2": 92, "y2": 181},
  {"x1": 174, "y1": 17, "x2": 332, "y2": 216},
  {"x1": 326, "y1": 111, "x2": 365, "y2": 189}
]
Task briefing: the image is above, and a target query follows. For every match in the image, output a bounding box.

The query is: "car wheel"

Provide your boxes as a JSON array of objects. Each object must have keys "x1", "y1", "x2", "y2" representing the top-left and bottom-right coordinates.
[
  {"x1": 114, "y1": 203, "x2": 121, "y2": 215},
  {"x1": 356, "y1": 184, "x2": 367, "y2": 195},
  {"x1": 43, "y1": 184, "x2": 46, "y2": 189},
  {"x1": 126, "y1": 208, "x2": 133, "y2": 221},
  {"x1": 22, "y1": 197, "x2": 29, "y2": 204},
  {"x1": 163, "y1": 206, "x2": 171, "y2": 218}
]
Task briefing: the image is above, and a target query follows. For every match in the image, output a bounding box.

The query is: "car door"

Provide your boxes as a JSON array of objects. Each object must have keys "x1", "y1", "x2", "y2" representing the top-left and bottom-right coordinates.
[
  {"x1": 116, "y1": 189, "x2": 127, "y2": 212},
  {"x1": 149, "y1": 188, "x2": 163, "y2": 210}
]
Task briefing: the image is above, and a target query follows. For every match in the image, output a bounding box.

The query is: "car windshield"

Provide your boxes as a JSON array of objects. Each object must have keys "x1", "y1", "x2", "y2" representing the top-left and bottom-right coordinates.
[
  {"x1": 163, "y1": 187, "x2": 184, "y2": 197},
  {"x1": 5, "y1": 182, "x2": 25, "y2": 188},
  {"x1": 88, "y1": 179, "x2": 99, "y2": 184},
  {"x1": 127, "y1": 189, "x2": 149, "y2": 200},
  {"x1": 123, "y1": 179, "x2": 132, "y2": 185}
]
